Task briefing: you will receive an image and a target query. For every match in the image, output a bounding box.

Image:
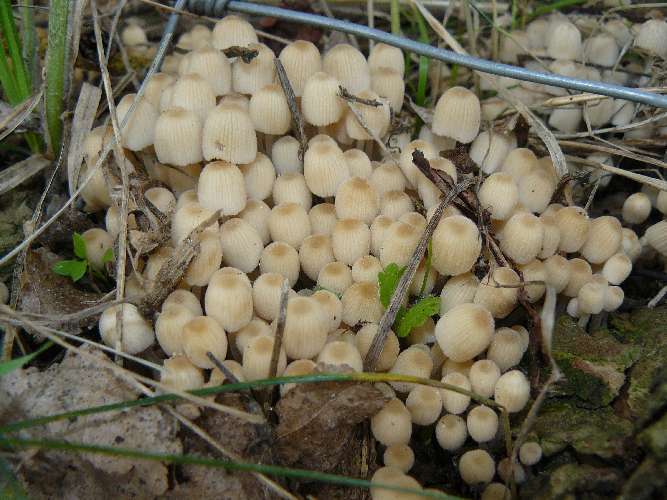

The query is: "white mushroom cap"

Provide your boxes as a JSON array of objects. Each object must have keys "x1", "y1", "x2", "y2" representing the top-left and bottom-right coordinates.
[
  {"x1": 322, "y1": 43, "x2": 371, "y2": 94},
  {"x1": 232, "y1": 42, "x2": 276, "y2": 95},
  {"x1": 197, "y1": 160, "x2": 247, "y2": 215},
  {"x1": 278, "y1": 40, "x2": 322, "y2": 97},
  {"x1": 116, "y1": 93, "x2": 158, "y2": 151},
  {"x1": 212, "y1": 15, "x2": 258, "y2": 50},
  {"x1": 178, "y1": 47, "x2": 232, "y2": 96},
  {"x1": 432, "y1": 86, "x2": 481, "y2": 143},
  {"x1": 202, "y1": 103, "x2": 258, "y2": 164}
]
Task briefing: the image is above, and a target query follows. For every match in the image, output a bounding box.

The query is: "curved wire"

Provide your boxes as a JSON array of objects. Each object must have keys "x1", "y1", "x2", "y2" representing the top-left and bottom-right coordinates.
[{"x1": 184, "y1": 0, "x2": 667, "y2": 109}]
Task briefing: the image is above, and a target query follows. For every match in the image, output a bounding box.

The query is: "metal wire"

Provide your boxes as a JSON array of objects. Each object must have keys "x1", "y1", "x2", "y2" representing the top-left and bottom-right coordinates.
[{"x1": 184, "y1": 0, "x2": 667, "y2": 109}]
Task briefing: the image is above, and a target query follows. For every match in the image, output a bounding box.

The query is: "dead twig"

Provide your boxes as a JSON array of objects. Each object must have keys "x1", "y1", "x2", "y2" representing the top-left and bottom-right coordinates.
[
  {"x1": 274, "y1": 58, "x2": 307, "y2": 161},
  {"x1": 338, "y1": 86, "x2": 383, "y2": 107},
  {"x1": 138, "y1": 210, "x2": 220, "y2": 315},
  {"x1": 224, "y1": 46, "x2": 259, "y2": 63},
  {"x1": 268, "y1": 278, "x2": 290, "y2": 379}
]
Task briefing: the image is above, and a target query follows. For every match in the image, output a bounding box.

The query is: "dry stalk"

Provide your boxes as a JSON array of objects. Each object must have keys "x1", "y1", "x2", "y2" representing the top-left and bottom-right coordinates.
[
  {"x1": 274, "y1": 58, "x2": 307, "y2": 160},
  {"x1": 338, "y1": 86, "x2": 383, "y2": 107},
  {"x1": 269, "y1": 278, "x2": 291, "y2": 379},
  {"x1": 558, "y1": 139, "x2": 667, "y2": 171},
  {"x1": 0, "y1": 305, "x2": 265, "y2": 423},
  {"x1": 565, "y1": 154, "x2": 667, "y2": 191},
  {"x1": 341, "y1": 85, "x2": 394, "y2": 158},
  {"x1": 138, "y1": 210, "x2": 220, "y2": 315}
]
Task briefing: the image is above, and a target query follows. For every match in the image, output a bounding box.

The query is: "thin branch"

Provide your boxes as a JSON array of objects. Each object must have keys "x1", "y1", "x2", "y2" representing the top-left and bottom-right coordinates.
[
  {"x1": 274, "y1": 58, "x2": 307, "y2": 160},
  {"x1": 269, "y1": 278, "x2": 290, "y2": 379},
  {"x1": 338, "y1": 86, "x2": 383, "y2": 107}
]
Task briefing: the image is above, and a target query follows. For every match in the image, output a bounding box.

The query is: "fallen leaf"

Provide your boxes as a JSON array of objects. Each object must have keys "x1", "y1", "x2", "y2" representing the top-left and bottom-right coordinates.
[{"x1": 275, "y1": 368, "x2": 389, "y2": 471}]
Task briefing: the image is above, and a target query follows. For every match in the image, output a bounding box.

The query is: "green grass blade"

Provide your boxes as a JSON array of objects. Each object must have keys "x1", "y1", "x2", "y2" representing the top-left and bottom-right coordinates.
[
  {"x1": 0, "y1": 0, "x2": 30, "y2": 97},
  {"x1": 390, "y1": 0, "x2": 401, "y2": 35},
  {"x1": 411, "y1": 6, "x2": 431, "y2": 106},
  {"x1": 20, "y1": 0, "x2": 37, "y2": 87},
  {"x1": 0, "y1": 437, "x2": 463, "y2": 499},
  {"x1": 0, "y1": 341, "x2": 52, "y2": 377},
  {"x1": 44, "y1": 0, "x2": 69, "y2": 153},
  {"x1": 528, "y1": 0, "x2": 587, "y2": 21},
  {"x1": 0, "y1": 372, "x2": 500, "y2": 435},
  {"x1": 0, "y1": 40, "x2": 20, "y2": 103}
]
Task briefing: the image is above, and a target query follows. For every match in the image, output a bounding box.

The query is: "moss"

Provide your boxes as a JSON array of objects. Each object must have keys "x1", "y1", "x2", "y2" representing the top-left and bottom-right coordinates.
[
  {"x1": 638, "y1": 413, "x2": 667, "y2": 459},
  {"x1": 552, "y1": 317, "x2": 640, "y2": 407},
  {"x1": 521, "y1": 463, "x2": 621, "y2": 500},
  {"x1": 618, "y1": 457, "x2": 667, "y2": 500},
  {"x1": 533, "y1": 402, "x2": 632, "y2": 459}
]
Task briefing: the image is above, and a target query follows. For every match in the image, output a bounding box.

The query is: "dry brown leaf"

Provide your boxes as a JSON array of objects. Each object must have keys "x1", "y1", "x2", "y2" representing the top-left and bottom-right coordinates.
[
  {"x1": 275, "y1": 372, "x2": 389, "y2": 471},
  {"x1": 18, "y1": 248, "x2": 104, "y2": 331}
]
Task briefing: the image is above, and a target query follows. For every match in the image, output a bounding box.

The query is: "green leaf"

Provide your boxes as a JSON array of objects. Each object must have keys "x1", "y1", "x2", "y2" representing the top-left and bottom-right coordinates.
[
  {"x1": 0, "y1": 341, "x2": 52, "y2": 377},
  {"x1": 101, "y1": 247, "x2": 114, "y2": 264},
  {"x1": 378, "y1": 263, "x2": 405, "y2": 308},
  {"x1": 52, "y1": 259, "x2": 87, "y2": 282},
  {"x1": 72, "y1": 232, "x2": 87, "y2": 259},
  {"x1": 395, "y1": 296, "x2": 441, "y2": 338}
]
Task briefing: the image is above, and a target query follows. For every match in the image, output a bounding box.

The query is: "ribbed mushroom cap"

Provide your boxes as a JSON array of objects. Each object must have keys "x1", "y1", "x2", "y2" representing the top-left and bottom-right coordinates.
[
  {"x1": 332, "y1": 219, "x2": 371, "y2": 265},
  {"x1": 547, "y1": 20, "x2": 582, "y2": 60},
  {"x1": 282, "y1": 296, "x2": 328, "y2": 359},
  {"x1": 239, "y1": 199, "x2": 271, "y2": 245},
  {"x1": 440, "y1": 372, "x2": 472, "y2": 414},
  {"x1": 469, "y1": 359, "x2": 501, "y2": 399},
  {"x1": 232, "y1": 42, "x2": 276, "y2": 94},
  {"x1": 309, "y1": 203, "x2": 337, "y2": 236},
  {"x1": 163, "y1": 289, "x2": 203, "y2": 316},
  {"x1": 317, "y1": 341, "x2": 363, "y2": 371},
  {"x1": 469, "y1": 131, "x2": 515, "y2": 174},
  {"x1": 239, "y1": 153, "x2": 275, "y2": 202},
  {"x1": 435, "y1": 303, "x2": 494, "y2": 362},
  {"x1": 580, "y1": 216, "x2": 623, "y2": 264},
  {"x1": 270, "y1": 135, "x2": 301, "y2": 175},
  {"x1": 432, "y1": 86, "x2": 481, "y2": 143},
  {"x1": 352, "y1": 254, "x2": 383, "y2": 284},
  {"x1": 272, "y1": 173, "x2": 312, "y2": 210},
  {"x1": 202, "y1": 103, "x2": 258, "y2": 164},
  {"x1": 278, "y1": 40, "x2": 322, "y2": 97},
  {"x1": 432, "y1": 215, "x2": 482, "y2": 276},
  {"x1": 312, "y1": 289, "x2": 342, "y2": 333},
  {"x1": 383, "y1": 445, "x2": 414, "y2": 473},
  {"x1": 335, "y1": 177, "x2": 379, "y2": 224},
  {"x1": 474, "y1": 267, "x2": 520, "y2": 319},
  {"x1": 440, "y1": 273, "x2": 479, "y2": 315},
  {"x1": 259, "y1": 241, "x2": 300, "y2": 287},
  {"x1": 379, "y1": 220, "x2": 421, "y2": 268},
  {"x1": 242, "y1": 334, "x2": 287, "y2": 381},
  {"x1": 154, "y1": 108, "x2": 203, "y2": 167},
  {"x1": 406, "y1": 385, "x2": 443, "y2": 426},
  {"x1": 99, "y1": 303, "x2": 154, "y2": 354},
  {"x1": 355, "y1": 323, "x2": 400, "y2": 372},
  {"x1": 182, "y1": 316, "x2": 228, "y2": 369},
  {"x1": 220, "y1": 218, "x2": 263, "y2": 273},
  {"x1": 185, "y1": 231, "x2": 222, "y2": 287},
  {"x1": 478, "y1": 173, "x2": 519, "y2": 221},
  {"x1": 500, "y1": 213, "x2": 544, "y2": 264},
  {"x1": 204, "y1": 269, "x2": 253, "y2": 333},
  {"x1": 299, "y1": 234, "x2": 335, "y2": 282},
  {"x1": 249, "y1": 84, "x2": 291, "y2": 135},
  {"x1": 303, "y1": 139, "x2": 350, "y2": 197},
  {"x1": 322, "y1": 43, "x2": 370, "y2": 94},
  {"x1": 171, "y1": 202, "x2": 218, "y2": 246},
  {"x1": 178, "y1": 47, "x2": 231, "y2": 96},
  {"x1": 116, "y1": 93, "x2": 158, "y2": 151},
  {"x1": 622, "y1": 192, "x2": 652, "y2": 225},
  {"x1": 494, "y1": 369, "x2": 530, "y2": 412},
  {"x1": 161, "y1": 355, "x2": 205, "y2": 391},
  {"x1": 343, "y1": 148, "x2": 372, "y2": 179},
  {"x1": 212, "y1": 15, "x2": 258, "y2": 50},
  {"x1": 344, "y1": 91, "x2": 391, "y2": 140},
  {"x1": 301, "y1": 72, "x2": 345, "y2": 127},
  {"x1": 368, "y1": 42, "x2": 405, "y2": 75},
  {"x1": 458, "y1": 449, "x2": 495, "y2": 485},
  {"x1": 634, "y1": 19, "x2": 667, "y2": 58},
  {"x1": 252, "y1": 272, "x2": 291, "y2": 321},
  {"x1": 555, "y1": 206, "x2": 590, "y2": 253},
  {"x1": 435, "y1": 414, "x2": 467, "y2": 451},
  {"x1": 467, "y1": 405, "x2": 499, "y2": 443},
  {"x1": 268, "y1": 202, "x2": 311, "y2": 249},
  {"x1": 371, "y1": 68, "x2": 405, "y2": 113},
  {"x1": 371, "y1": 399, "x2": 412, "y2": 447},
  {"x1": 341, "y1": 281, "x2": 384, "y2": 326},
  {"x1": 197, "y1": 160, "x2": 247, "y2": 215},
  {"x1": 369, "y1": 162, "x2": 407, "y2": 196},
  {"x1": 144, "y1": 73, "x2": 175, "y2": 108},
  {"x1": 155, "y1": 304, "x2": 195, "y2": 356},
  {"x1": 399, "y1": 139, "x2": 439, "y2": 188},
  {"x1": 317, "y1": 261, "x2": 353, "y2": 295},
  {"x1": 169, "y1": 74, "x2": 216, "y2": 122}
]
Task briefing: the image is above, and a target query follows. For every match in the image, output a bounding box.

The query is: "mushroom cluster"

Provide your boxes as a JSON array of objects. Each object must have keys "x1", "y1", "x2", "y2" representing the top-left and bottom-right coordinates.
[
  {"x1": 86, "y1": 14, "x2": 652, "y2": 498},
  {"x1": 456, "y1": 14, "x2": 667, "y2": 137}
]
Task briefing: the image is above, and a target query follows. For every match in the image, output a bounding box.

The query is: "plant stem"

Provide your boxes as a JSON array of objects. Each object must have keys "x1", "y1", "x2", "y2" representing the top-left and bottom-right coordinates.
[
  {"x1": 0, "y1": 0, "x2": 30, "y2": 96},
  {"x1": 390, "y1": 0, "x2": 401, "y2": 35},
  {"x1": 45, "y1": 0, "x2": 69, "y2": 154},
  {"x1": 528, "y1": 0, "x2": 587, "y2": 21}
]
